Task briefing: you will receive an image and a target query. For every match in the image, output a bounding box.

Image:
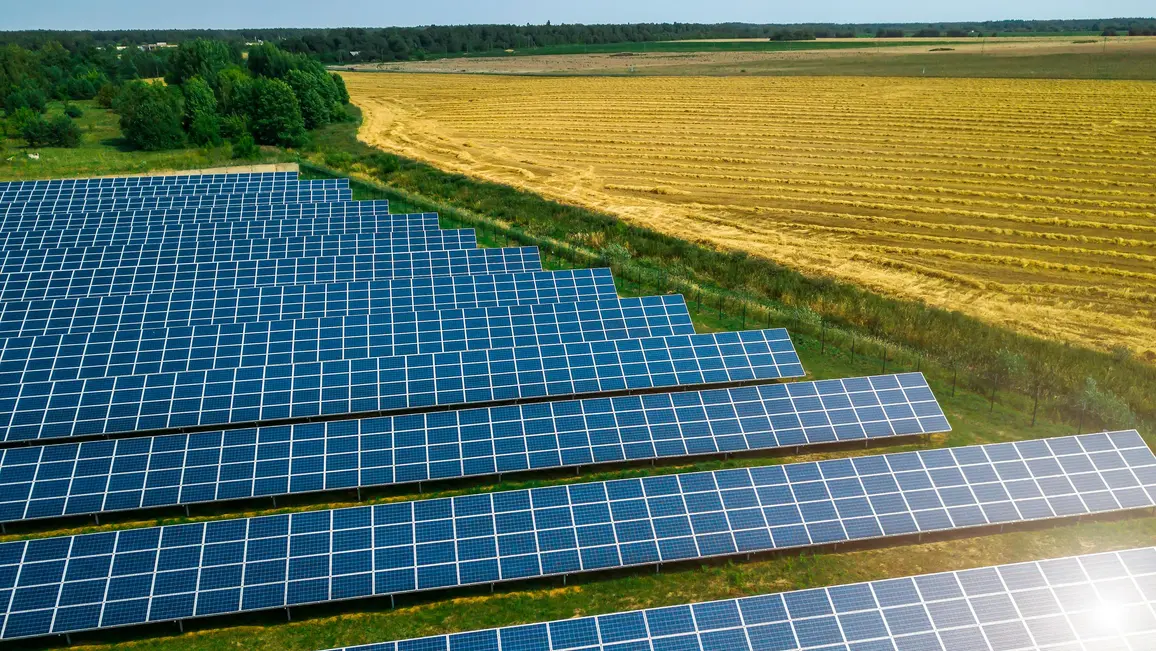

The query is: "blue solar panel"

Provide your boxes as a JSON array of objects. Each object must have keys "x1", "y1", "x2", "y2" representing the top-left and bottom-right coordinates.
[
  {"x1": 0, "y1": 247, "x2": 543, "y2": 301},
  {"x1": 0, "y1": 268, "x2": 619, "y2": 339},
  {"x1": 0, "y1": 373, "x2": 947, "y2": 523},
  {"x1": 0, "y1": 231, "x2": 479, "y2": 276},
  {"x1": 0, "y1": 171, "x2": 296, "y2": 192},
  {"x1": 327, "y1": 544, "x2": 1156, "y2": 651},
  {"x1": 0, "y1": 295, "x2": 693, "y2": 386},
  {"x1": 0, "y1": 178, "x2": 346, "y2": 203},
  {"x1": 0, "y1": 431, "x2": 1149, "y2": 640},
  {"x1": 0, "y1": 328, "x2": 802, "y2": 443},
  {"x1": 0, "y1": 188, "x2": 354, "y2": 216},
  {"x1": 0, "y1": 211, "x2": 436, "y2": 252},
  {"x1": 0, "y1": 201, "x2": 402, "y2": 236}
]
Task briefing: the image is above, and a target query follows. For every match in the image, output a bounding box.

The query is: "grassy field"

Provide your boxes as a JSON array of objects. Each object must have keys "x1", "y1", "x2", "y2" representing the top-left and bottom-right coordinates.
[
  {"x1": 345, "y1": 73, "x2": 1156, "y2": 359},
  {"x1": 429, "y1": 38, "x2": 969, "y2": 58},
  {"x1": 0, "y1": 100, "x2": 293, "y2": 181}
]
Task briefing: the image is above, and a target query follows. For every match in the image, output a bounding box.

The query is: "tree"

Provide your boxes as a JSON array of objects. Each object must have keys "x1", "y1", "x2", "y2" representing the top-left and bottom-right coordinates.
[
  {"x1": 21, "y1": 114, "x2": 80, "y2": 147},
  {"x1": 181, "y1": 75, "x2": 220, "y2": 145},
  {"x1": 214, "y1": 66, "x2": 251, "y2": 116},
  {"x1": 115, "y1": 80, "x2": 186, "y2": 150},
  {"x1": 247, "y1": 77, "x2": 306, "y2": 147},
  {"x1": 165, "y1": 39, "x2": 240, "y2": 87},
  {"x1": 284, "y1": 69, "x2": 329, "y2": 129},
  {"x1": 982, "y1": 347, "x2": 1024, "y2": 412},
  {"x1": 1023, "y1": 342, "x2": 1061, "y2": 426},
  {"x1": 330, "y1": 72, "x2": 349, "y2": 104}
]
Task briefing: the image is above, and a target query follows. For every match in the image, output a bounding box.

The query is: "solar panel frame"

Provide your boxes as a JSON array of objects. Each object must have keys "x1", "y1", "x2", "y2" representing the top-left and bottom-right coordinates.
[
  {"x1": 0, "y1": 212, "x2": 436, "y2": 252},
  {"x1": 325, "y1": 544, "x2": 1156, "y2": 651},
  {"x1": 0, "y1": 171, "x2": 296, "y2": 193},
  {"x1": 0, "y1": 178, "x2": 348, "y2": 204},
  {"x1": 0, "y1": 295, "x2": 694, "y2": 385},
  {"x1": 0, "y1": 246, "x2": 544, "y2": 302},
  {"x1": 0, "y1": 268, "x2": 620, "y2": 340},
  {"x1": 0, "y1": 189, "x2": 354, "y2": 216},
  {"x1": 0, "y1": 328, "x2": 803, "y2": 444},
  {"x1": 0, "y1": 231, "x2": 480, "y2": 276},
  {"x1": 0, "y1": 430, "x2": 1150, "y2": 640},
  {"x1": 0, "y1": 201, "x2": 403, "y2": 236},
  {"x1": 0, "y1": 372, "x2": 947, "y2": 524}
]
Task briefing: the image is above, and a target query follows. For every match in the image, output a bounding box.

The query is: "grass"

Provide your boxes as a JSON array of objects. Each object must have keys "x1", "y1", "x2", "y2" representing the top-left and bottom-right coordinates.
[
  {"x1": 0, "y1": 100, "x2": 293, "y2": 182},
  {"x1": 3, "y1": 96, "x2": 1153, "y2": 651}
]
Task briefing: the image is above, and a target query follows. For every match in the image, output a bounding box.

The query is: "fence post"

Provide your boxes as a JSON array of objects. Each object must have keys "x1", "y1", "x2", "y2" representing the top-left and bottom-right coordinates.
[
  {"x1": 718, "y1": 295, "x2": 724, "y2": 320},
  {"x1": 741, "y1": 303, "x2": 747, "y2": 330},
  {"x1": 821, "y1": 320, "x2": 826, "y2": 354},
  {"x1": 851, "y1": 337, "x2": 856, "y2": 363},
  {"x1": 881, "y1": 346, "x2": 887, "y2": 374}
]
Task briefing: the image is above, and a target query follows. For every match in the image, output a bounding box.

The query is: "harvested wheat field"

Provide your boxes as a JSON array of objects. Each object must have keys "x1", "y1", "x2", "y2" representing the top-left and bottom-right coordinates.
[{"x1": 345, "y1": 73, "x2": 1156, "y2": 357}]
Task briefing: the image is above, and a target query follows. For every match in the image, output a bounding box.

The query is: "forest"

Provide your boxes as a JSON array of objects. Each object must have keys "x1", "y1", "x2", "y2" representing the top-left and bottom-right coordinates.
[{"x1": 1, "y1": 18, "x2": 1154, "y2": 63}]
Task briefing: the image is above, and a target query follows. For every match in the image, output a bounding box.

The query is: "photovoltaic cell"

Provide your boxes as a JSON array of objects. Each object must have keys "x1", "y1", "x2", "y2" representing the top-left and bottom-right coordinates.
[
  {"x1": 0, "y1": 268, "x2": 619, "y2": 339},
  {"x1": 0, "y1": 188, "x2": 353, "y2": 216},
  {"x1": 0, "y1": 295, "x2": 693, "y2": 385},
  {"x1": 0, "y1": 247, "x2": 543, "y2": 301},
  {"x1": 0, "y1": 171, "x2": 296, "y2": 193},
  {"x1": 0, "y1": 178, "x2": 347, "y2": 203},
  {"x1": 0, "y1": 201, "x2": 403, "y2": 236},
  {"x1": 0, "y1": 328, "x2": 803, "y2": 443},
  {"x1": 0, "y1": 431, "x2": 1149, "y2": 640},
  {"x1": 0, "y1": 187, "x2": 351, "y2": 217},
  {"x1": 326, "y1": 545, "x2": 1156, "y2": 651},
  {"x1": 0, "y1": 231, "x2": 479, "y2": 276},
  {"x1": 0, "y1": 212, "x2": 437, "y2": 252},
  {"x1": 0, "y1": 373, "x2": 947, "y2": 523}
]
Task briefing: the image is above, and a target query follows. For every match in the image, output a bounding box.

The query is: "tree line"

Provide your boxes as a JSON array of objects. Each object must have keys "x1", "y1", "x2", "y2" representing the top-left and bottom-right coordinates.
[
  {"x1": 1, "y1": 38, "x2": 350, "y2": 154},
  {"x1": 1, "y1": 18, "x2": 1153, "y2": 63}
]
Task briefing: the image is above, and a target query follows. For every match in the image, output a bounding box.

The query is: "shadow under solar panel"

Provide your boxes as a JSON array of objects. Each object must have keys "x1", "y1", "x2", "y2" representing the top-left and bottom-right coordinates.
[
  {"x1": 0, "y1": 328, "x2": 803, "y2": 443},
  {"x1": 0, "y1": 431, "x2": 1149, "y2": 640},
  {"x1": 0, "y1": 230, "x2": 480, "y2": 276},
  {"x1": 0, "y1": 372, "x2": 947, "y2": 523},
  {"x1": 0, "y1": 246, "x2": 543, "y2": 301},
  {"x1": 0, "y1": 268, "x2": 619, "y2": 339},
  {"x1": 325, "y1": 544, "x2": 1156, "y2": 651}
]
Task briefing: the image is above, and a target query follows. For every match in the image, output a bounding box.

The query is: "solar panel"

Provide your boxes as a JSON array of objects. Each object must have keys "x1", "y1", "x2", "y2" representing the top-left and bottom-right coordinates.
[
  {"x1": 0, "y1": 328, "x2": 802, "y2": 444},
  {"x1": 0, "y1": 189, "x2": 354, "y2": 216},
  {"x1": 0, "y1": 372, "x2": 946, "y2": 523},
  {"x1": 0, "y1": 212, "x2": 436, "y2": 252},
  {"x1": 327, "y1": 544, "x2": 1156, "y2": 651},
  {"x1": 0, "y1": 201, "x2": 401, "y2": 235},
  {"x1": 0, "y1": 171, "x2": 296, "y2": 192},
  {"x1": 0, "y1": 295, "x2": 693, "y2": 386},
  {"x1": 0, "y1": 178, "x2": 347, "y2": 204},
  {"x1": 0, "y1": 247, "x2": 543, "y2": 302},
  {"x1": 0, "y1": 268, "x2": 619, "y2": 340},
  {"x1": 0, "y1": 231, "x2": 480, "y2": 276},
  {"x1": 0, "y1": 430, "x2": 1149, "y2": 640}
]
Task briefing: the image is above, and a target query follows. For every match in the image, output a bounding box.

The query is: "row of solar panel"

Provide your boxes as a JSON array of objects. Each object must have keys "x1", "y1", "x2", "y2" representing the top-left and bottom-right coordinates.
[
  {"x1": 331, "y1": 545, "x2": 1156, "y2": 651},
  {"x1": 0, "y1": 179, "x2": 346, "y2": 204},
  {"x1": 0, "y1": 188, "x2": 354, "y2": 216},
  {"x1": 0, "y1": 328, "x2": 804, "y2": 444},
  {"x1": 0, "y1": 295, "x2": 694, "y2": 381},
  {"x1": 0, "y1": 178, "x2": 344, "y2": 209},
  {"x1": 0, "y1": 431, "x2": 1147, "y2": 639},
  {"x1": 0, "y1": 246, "x2": 543, "y2": 302},
  {"x1": 0, "y1": 372, "x2": 943, "y2": 523},
  {"x1": 0, "y1": 268, "x2": 620, "y2": 339},
  {"x1": 0, "y1": 230, "x2": 481, "y2": 276},
  {"x1": 0, "y1": 209, "x2": 440, "y2": 252},
  {"x1": 0, "y1": 201, "x2": 404, "y2": 236},
  {"x1": 0, "y1": 171, "x2": 296, "y2": 192}
]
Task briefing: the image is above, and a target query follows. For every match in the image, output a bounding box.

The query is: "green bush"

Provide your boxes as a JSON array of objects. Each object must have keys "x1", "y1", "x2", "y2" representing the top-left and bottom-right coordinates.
[
  {"x1": 330, "y1": 73, "x2": 350, "y2": 104},
  {"x1": 285, "y1": 69, "x2": 329, "y2": 130},
  {"x1": 5, "y1": 106, "x2": 41, "y2": 136},
  {"x1": 115, "y1": 81, "x2": 186, "y2": 151},
  {"x1": 63, "y1": 104, "x2": 83, "y2": 118},
  {"x1": 230, "y1": 132, "x2": 260, "y2": 159},
  {"x1": 188, "y1": 112, "x2": 222, "y2": 146},
  {"x1": 21, "y1": 114, "x2": 80, "y2": 147},
  {"x1": 247, "y1": 77, "x2": 306, "y2": 148},
  {"x1": 4, "y1": 87, "x2": 47, "y2": 114},
  {"x1": 94, "y1": 83, "x2": 118, "y2": 108},
  {"x1": 219, "y1": 114, "x2": 247, "y2": 139}
]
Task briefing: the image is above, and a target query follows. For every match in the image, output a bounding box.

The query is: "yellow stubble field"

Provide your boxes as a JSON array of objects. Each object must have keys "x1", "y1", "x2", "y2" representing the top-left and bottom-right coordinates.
[{"x1": 345, "y1": 73, "x2": 1156, "y2": 357}]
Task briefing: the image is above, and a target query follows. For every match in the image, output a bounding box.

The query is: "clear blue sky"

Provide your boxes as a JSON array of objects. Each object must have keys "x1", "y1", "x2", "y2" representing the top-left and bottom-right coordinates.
[{"x1": 0, "y1": 0, "x2": 1150, "y2": 31}]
